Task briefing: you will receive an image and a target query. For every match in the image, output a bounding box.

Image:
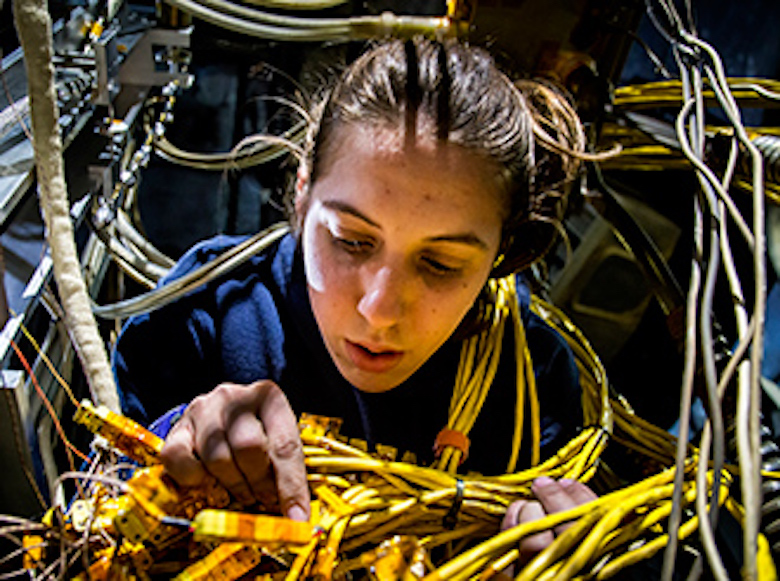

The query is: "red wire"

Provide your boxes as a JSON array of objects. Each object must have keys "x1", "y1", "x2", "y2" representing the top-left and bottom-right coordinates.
[{"x1": 10, "y1": 339, "x2": 90, "y2": 466}]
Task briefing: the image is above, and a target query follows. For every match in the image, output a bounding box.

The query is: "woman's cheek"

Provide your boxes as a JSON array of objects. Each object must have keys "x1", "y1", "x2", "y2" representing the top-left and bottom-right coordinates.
[
  {"x1": 302, "y1": 227, "x2": 328, "y2": 293},
  {"x1": 304, "y1": 239, "x2": 349, "y2": 295}
]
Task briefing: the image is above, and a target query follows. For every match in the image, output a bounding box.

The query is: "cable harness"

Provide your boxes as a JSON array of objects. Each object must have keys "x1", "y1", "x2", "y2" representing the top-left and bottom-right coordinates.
[{"x1": 6, "y1": 269, "x2": 777, "y2": 579}]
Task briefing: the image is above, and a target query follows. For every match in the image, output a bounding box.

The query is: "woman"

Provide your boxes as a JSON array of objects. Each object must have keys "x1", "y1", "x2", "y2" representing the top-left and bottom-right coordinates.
[{"x1": 112, "y1": 38, "x2": 596, "y2": 544}]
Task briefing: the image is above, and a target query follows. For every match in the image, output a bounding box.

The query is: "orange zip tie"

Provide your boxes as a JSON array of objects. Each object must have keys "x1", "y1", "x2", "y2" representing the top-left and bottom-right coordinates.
[{"x1": 433, "y1": 428, "x2": 470, "y2": 464}]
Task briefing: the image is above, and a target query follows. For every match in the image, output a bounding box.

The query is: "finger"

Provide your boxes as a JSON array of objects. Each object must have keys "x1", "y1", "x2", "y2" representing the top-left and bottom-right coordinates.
[
  {"x1": 499, "y1": 499, "x2": 529, "y2": 578},
  {"x1": 226, "y1": 410, "x2": 273, "y2": 503},
  {"x1": 501, "y1": 499, "x2": 528, "y2": 532},
  {"x1": 161, "y1": 415, "x2": 208, "y2": 487},
  {"x1": 559, "y1": 479, "x2": 599, "y2": 504},
  {"x1": 188, "y1": 394, "x2": 256, "y2": 505},
  {"x1": 531, "y1": 477, "x2": 579, "y2": 511},
  {"x1": 253, "y1": 382, "x2": 310, "y2": 521},
  {"x1": 200, "y1": 429, "x2": 256, "y2": 505},
  {"x1": 517, "y1": 500, "x2": 555, "y2": 559},
  {"x1": 532, "y1": 477, "x2": 596, "y2": 536}
]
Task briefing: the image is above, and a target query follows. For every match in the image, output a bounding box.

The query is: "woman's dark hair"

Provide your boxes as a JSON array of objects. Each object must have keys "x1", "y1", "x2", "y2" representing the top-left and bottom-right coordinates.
[{"x1": 291, "y1": 36, "x2": 588, "y2": 276}]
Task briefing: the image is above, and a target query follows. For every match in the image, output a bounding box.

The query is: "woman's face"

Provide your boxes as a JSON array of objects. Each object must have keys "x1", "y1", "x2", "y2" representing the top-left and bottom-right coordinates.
[{"x1": 299, "y1": 126, "x2": 506, "y2": 393}]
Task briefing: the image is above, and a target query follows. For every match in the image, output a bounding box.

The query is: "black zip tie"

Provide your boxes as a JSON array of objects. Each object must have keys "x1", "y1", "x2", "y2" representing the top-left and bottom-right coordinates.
[{"x1": 443, "y1": 479, "x2": 465, "y2": 530}]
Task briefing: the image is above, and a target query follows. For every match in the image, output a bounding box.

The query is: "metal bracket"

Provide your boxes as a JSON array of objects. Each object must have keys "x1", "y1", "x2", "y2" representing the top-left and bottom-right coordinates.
[{"x1": 118, "y1": 27, "x2": 193, "y2": 89}]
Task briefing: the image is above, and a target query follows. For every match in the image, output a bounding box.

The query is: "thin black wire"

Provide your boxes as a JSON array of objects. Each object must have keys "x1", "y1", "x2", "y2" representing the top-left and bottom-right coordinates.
[
  {"x1": 619, "y1": 25, "x2": 674, "y2": 79},
  {"x1": 683, "y1": 0, "x2": 697, "y2": 36},
  {"x1": 644, "y1": 0, "x2": 679, "y2": 46},
  {"x1": 643, "y1": 0, "x2": 697, "y2": 58}
]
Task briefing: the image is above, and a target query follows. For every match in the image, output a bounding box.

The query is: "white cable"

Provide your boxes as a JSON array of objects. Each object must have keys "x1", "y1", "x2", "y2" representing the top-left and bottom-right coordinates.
[
  {"x1": 695, "y1": 426, "x2": 730, "y2": 581},
  {"x1": 240, "y1": 0, "x2": 348, "y2": 9},
  {"x1": 683, "y1": 33, "x2": 766, "y2": 579},
  {"x1": 661, "y1": 108, "x2": 702, "y2": 581},
  {"x1": 729, "y1": 82, "x2": 780, "y2": 102},
  {"x1": 689, "y1": 57, "x2": 728, "y2": 533},
  {"x1": 675, "y1": 100, "x2": 754, "y2": 250},
  {"x1": 115, "y1": 210, "x2": 175, "y2": 269},
  {"x1": 687, "y1": 58, "x2": 727, "y2": 579},
  {"x1": 92, "y1": 222, "x2": 290, "y2": 319},
  {"x1": 164, "y1": 0, "x2": 350, "y2": 40},
  {"x1": 162, "y1": 0, "x2": 448, "y2": 41},
  {"x1": 196, "y1": 0, "x2": 363, "y2": 29}
]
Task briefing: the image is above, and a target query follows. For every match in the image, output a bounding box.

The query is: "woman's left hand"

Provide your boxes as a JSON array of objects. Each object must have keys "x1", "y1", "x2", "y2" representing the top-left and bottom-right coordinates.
[{"x1": 501, "y1": 477, "x2": 598, "y2": 563}]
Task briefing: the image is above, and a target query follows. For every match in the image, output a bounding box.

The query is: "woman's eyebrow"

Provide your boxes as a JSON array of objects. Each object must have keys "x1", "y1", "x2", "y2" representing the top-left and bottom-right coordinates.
[
  {"x1": 427, "y1": 234, "x2": 489, "y2": 250},
  {"x1": 321, "y1": 200, "x2": 380, "y2": 228},
  {"x1": 321, "y1": 199, "x2": 489, "y2": 250}
]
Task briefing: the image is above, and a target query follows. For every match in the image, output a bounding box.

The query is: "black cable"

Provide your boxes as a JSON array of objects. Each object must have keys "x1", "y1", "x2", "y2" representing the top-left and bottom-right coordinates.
[
  {"x1": 644, "y1": 0, "x2": 680, "y2": 47},
  {"x1": 643, "y1": 0, "x2": 697, "y2": 59}
]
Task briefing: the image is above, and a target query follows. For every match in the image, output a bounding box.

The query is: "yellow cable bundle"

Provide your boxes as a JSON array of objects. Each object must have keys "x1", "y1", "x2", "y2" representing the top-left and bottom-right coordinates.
[
  {"x1": 416, "y1": 463, "x2": 730, "y2": 581},
  {"x1": 53, "y1": 304, "x2": 775, "y2": 580},
  {"x1": 301, "y1": 431, "x2": 739, "y2": 580},
  {"x1": 51, "y1": 223, "x2": 772, "y2": 578},
  {"x1": 428, "y1": 274, "x2": 615, "y2": 488},
  {"x1": 431, "y1": 275, "x2": 543, "y2": 474},
  {"x1": 614, "y1": 77, "x2": 780, "y2": 110},
  {"x1": 506, "y1": 275, "x2": 541, "y2": 472}
]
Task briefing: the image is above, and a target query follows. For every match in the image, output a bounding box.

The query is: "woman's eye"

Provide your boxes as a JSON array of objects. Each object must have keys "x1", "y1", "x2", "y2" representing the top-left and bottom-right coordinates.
[
  {"x1": 421, "y1": 256, "x2": 462, "y2": 277},
  {"x1": 333, "y1": 236, "x2": 374, "y2": 254}
]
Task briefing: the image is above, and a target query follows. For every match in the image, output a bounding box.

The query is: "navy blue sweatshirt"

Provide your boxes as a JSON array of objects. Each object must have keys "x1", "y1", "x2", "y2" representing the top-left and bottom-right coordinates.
[{"x1": 112, "y1": 233, "x2": 582, "y2": 475}]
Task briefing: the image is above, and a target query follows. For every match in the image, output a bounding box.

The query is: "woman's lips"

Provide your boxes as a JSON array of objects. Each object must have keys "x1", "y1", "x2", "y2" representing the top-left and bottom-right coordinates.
[{"x1": 344, "y1": 340, "x2": 403, "y2": 373}]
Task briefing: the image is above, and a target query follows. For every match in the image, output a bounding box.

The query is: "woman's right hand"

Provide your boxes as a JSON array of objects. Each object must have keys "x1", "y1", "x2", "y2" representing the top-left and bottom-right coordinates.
[
  {"x1": 500, "y1": 476, "x2": 598, "y2": 574},
  {"x1": 160, "y1": 380, "x2": 310, "y2": 522}
]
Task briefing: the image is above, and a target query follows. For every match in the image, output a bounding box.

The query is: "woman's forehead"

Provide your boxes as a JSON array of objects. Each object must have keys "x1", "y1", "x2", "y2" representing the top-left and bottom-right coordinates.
[
  {"x1": 308, "y1": 127, "x2": 508, "y2": 238},
  {"x1": 320, "y1": 123, "x2": 499, "y2": 176},
  {"x1": 303, "y1": 125, "x2": 510, "y2": 236}
]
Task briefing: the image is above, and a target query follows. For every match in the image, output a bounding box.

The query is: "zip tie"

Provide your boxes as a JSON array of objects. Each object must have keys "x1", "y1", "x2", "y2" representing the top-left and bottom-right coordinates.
[
  {"x1": 433, "y1": 428, "x2": 471, "y2": 464},
  {"x1": 443, "y1": 479, "x2": 465, "y2": 529}
]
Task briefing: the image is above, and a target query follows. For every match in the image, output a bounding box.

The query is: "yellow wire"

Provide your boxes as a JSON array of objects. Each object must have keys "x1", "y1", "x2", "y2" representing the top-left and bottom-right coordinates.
[
  {"x1": 42, "y1": 258, "x2": 753, "y2": 579},
  {"x1": 14, "y1": 312, "x2": 81, "y2": 408},
  {"x1": 436, "y1": 275, "x2": 548, "y2": 475}
]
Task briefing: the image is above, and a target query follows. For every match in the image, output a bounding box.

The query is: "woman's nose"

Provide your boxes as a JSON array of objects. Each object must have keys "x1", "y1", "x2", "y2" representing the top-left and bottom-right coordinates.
[{"x1": 357, "y1": 265, "x2": 407, "y2": 329}]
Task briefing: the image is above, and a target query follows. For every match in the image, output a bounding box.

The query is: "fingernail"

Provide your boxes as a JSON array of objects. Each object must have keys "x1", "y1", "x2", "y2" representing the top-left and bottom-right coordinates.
[
  {"x1": 559, "y1": 478, "x2": 575, "y2": 488},
  {"x1": 287, "y1": 503, "x2": 309, "y2": 522},
  {"x1": 533, "y1": 476, "x2": 555, "y2": 488}
]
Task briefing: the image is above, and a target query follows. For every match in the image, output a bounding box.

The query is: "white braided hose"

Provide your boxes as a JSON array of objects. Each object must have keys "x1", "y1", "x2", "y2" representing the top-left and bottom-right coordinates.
[{"x1": 13, "y1": 0, "x2": 120, "y2": 412}]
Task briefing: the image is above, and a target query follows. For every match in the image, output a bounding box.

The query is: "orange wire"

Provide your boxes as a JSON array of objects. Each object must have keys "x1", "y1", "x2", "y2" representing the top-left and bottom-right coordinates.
[
  {"x1": 16, "y1": 317, "x2": 81, "y2": 408},
  {"x1": 10, "y1": 340, "x2": 90, "y2": 466}
]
